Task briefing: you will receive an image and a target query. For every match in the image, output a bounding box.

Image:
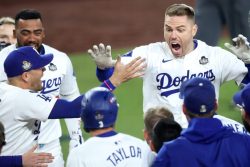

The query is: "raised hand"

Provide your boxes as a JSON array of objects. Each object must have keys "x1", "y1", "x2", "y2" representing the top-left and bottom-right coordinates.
[
  {"x1": 224, "y1": 34, "x2": 250, "y2": 64},
  {"x1": 109, "y1": 56, "x2": 146, "y2": 87},
  {"x1": 88, "y1": 43, "x2": 116, "y2": 69}
]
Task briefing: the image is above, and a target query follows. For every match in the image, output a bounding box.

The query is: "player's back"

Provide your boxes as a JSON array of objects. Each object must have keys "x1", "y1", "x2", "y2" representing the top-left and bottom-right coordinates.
[
  {"x1": 67, "y1": 132, "x2": 155, "y2": 167},
  {"x1": 153, "y1": 118, "x2": 250, "y2": 167}
]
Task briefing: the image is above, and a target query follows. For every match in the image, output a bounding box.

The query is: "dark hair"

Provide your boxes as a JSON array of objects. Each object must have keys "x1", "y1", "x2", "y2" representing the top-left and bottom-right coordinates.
[
  {"x1": 84, "y1": 124, "x2": 114, "y2": 133},
  {"x1": 242, "y1": 117, "x2": 250, "y2": 133},
  {"x1": 186, "y1": 109, "x2": 215, "y2": 119},
  {"x1": 144, "y1": 107, "x2": 174, "y2": 138},
  {"x1": 152, "y1": 118, "x2": 182, "y2": 153},
  {"x1": 15, "y1": 9, "x2": 42, "y2": 26},
  {"x1": 165, "y1": 4, "x2": 195, "y2": 21},
  {"x1": 0, "y1": 122, "x2": 6, "y2": 149}
]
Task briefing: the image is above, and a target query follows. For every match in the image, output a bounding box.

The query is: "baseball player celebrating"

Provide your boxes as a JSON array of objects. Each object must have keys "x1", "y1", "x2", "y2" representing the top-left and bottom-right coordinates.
[
  {"x1": 0, "y1": 46, "x2": 144, "y2": 162},
  {"x1": 67, "y1": 87, "x2": 155, "y2": 167},
  {"x1": 0, "y1": 9, "x2": 82, "y2": 167},
  {"x1": 0, "y1": 11, "x2": 145, "y2": 165},
  {"x1": 88, "y1": 4, "x2": 250, "y2": 128},
  {"x1": 0, "y1": 46, "x2": 84, "y2": 157}
]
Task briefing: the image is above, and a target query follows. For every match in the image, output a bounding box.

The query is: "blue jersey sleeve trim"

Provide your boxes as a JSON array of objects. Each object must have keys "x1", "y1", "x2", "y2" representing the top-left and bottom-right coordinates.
[{"x1": 100, "y1": 79, "x2": 116, "y2": 91}]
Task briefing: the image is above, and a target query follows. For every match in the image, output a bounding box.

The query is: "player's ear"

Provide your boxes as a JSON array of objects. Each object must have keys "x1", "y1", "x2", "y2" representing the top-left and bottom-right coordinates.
[
  {"x1": 21, "y1": 72, "x2": 30, "y2": 83},
  {"x1": 42, "y1": 28, "x2": 45, "y2": 38},
  {"x1": 214, "y1": 101, "x2": 218, "y2": 111},
  {"x1": 192, "y1": 24, "x2": 198, "y2": 37},
  {"x1": 182, "y1": 104, "x2": 187, "y2": 115},
  {"x1": 13, "y1": 29, "x2": 16, "y2": 38},
  {"x1": 143, "y1": 129, "x2": 150, "y2": 144}
]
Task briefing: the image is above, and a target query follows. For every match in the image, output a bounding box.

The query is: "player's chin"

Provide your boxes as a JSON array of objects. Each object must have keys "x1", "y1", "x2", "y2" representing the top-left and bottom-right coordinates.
[
  {"x1": 171, "y1": 48, "x2": 183, "y2": 57},
  {"x1": 35, "y1": 85, "x2": 43, "y2": 92},
  {"x1": 25, "y1": 43, "x2": 39, "y2": 50}
]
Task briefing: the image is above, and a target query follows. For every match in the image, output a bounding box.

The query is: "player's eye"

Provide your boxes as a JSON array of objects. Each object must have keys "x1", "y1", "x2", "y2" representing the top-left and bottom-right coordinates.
[
  {"x1": 34, "y1": 30, "x2": 43, "y2": 36},
  {"x1": 165, "y1": 28, "x2": 172, "y2": 32},
  {"x1": 20, "y1": 30, "x2": 30, "y2": 36},
  {"x1": 177, "y1": 28, "x2": 185, "y2": 33}
]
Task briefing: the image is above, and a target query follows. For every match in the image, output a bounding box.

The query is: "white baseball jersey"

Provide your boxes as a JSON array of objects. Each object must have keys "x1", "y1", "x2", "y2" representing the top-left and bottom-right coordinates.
[
  {"x1": 66, "y1": 132, "x2": 155, "y2": 167},
  {"x1": 121, "y1": 40, "x2": 247, "y2": 128},
  {"x1": 0, "y1": 44, "x2": 81, "y2": 167},
  {"x1": 0, "y1": 82, "x2": 57, "y2": 155},
  {"x1": 214, "y1": 115, "x2": 249, "y2": 135}
]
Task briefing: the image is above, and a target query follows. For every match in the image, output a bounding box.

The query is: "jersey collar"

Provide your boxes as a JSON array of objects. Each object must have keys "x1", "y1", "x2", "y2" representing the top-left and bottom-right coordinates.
[{"x1": 96, "y1": 130, "x2": 117, "y2": 137}]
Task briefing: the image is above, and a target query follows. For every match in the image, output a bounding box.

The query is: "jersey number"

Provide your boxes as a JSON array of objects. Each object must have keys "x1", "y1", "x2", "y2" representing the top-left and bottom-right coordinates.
[
  {"x1": 33, "y1": 120, "x2": 41, "y2": 135},
  {"x1": 98, "y1": 121, "x2": 104, "y2": 128}
]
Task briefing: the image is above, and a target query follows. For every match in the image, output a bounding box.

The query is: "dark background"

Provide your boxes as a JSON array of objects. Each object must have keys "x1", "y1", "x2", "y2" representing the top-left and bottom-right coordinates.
[{"x1": 0, "y1": 0, "x2": 195, "y2": 53}]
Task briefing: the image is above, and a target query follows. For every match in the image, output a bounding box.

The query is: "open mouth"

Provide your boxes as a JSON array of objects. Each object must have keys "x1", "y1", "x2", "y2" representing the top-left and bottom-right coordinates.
[
  {"x1": 170, "y1": 42, "x2": 182, "y2": 56},
  {"x1": 171, "y1": 43, "x2": 181, "y2": 51}
]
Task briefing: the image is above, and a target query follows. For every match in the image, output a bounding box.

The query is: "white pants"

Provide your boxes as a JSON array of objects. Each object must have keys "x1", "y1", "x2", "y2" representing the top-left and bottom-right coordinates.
[{"x1": 37, "y1": 139, "x2": 64, "y2": 167}]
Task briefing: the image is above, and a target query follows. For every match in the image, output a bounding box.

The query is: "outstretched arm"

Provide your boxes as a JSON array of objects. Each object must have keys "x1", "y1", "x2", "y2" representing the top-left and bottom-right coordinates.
[
  {"x1": 22, "y1": 145, "x2": 54, "y2": 167},
  {"x1": 0, "y1": 145, "x2": 54, "y2": 167}
]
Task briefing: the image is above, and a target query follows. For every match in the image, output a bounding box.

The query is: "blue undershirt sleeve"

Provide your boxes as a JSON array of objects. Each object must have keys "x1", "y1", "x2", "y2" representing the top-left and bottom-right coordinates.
[
  {"x1": 241, "y1": 64, "x2": 250, "y2": 85},
  {"x1": 0, "y1": 155, "x2": 22, "y2": 167},
  {"x1": 48, "y1": 95, "x2": 84, "y2": 119},
  {"x1": 96, "y1": 67, "x2": 114, "y2": 82}
]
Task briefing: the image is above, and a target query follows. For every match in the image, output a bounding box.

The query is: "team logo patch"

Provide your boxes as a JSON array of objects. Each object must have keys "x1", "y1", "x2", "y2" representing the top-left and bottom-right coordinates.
[
  {"x1": 199, "y1": 56, "x2": 209, "y2": 65},
  {"x1": 109, "y1": 97, "x2": 116, "y2": 104},
  {"x1": 95, "y1": 112, "x2": 104, "y2": 120},
  {"x1": 200, "y1": 105, "x2": 207, "y2": 113},
  {"x1": 48, "y1": 63, "x2": 57, "y2": 71},
  {"x1": 22, "y1": 61, "x2": 32, "y2": 70}
]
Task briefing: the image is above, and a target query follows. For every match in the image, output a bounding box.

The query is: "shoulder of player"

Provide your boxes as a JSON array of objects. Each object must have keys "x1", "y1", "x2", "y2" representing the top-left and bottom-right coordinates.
[
  {"x1": 118, "y1": 133, "x2": 146, "y2": 144},
  {"x1": 134, "y1": 41, "x2": 165, "y2": 51},
  {"x1": 196, "y1": 40, "x2": 235, "y2": 58},
  {"x1": 0, "y1": 44, "x2": 16, "y2": 56},
  {"x1": 131, "y1": 41, "x2": 169, "y2": 61},
  {"x1": 213, "y1": 114, "x2": 242, "y2": 125},
  {"x1": 199, "y1": 40, "x2": 231, "y2": 52},
  {"x1": 42, "y1": 44, "x2": 69, "y2": 58}
]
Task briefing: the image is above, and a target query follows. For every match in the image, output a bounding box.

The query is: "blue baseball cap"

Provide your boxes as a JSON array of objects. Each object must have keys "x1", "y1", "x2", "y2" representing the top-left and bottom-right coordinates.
[
  {"x1": 179, "y1": 77, "x2": 216, "y2": 114},
  {"x1": 4, "y1": 46, "x2": 53, "y2": 78},
  {"x1": 81, "y1": 87, "x2": 119, "y2": 132},
  {"x1": 233, "y1": 84, "x2": 250, "y2": 114}
]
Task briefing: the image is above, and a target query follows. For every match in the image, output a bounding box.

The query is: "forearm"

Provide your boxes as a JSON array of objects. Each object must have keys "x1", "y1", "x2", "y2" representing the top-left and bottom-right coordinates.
[
  {"x1": 65, "y1": 118, "x2": 83, "y2": 141},
  {"x1": 48, "y1": 95, "x2": 84, "y2": 119}
]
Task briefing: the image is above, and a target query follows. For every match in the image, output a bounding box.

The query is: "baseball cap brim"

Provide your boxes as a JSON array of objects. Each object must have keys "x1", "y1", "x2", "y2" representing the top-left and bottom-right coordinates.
[
  {"x1": 36, "y1": 53, "x2": 53, "y2": 69},
  {"x1": 233, "y1": 91, "x2": 243, "y2": 107},
  {"x1": 233, "y1": 84, "x2": 250, "y2": 108}
]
